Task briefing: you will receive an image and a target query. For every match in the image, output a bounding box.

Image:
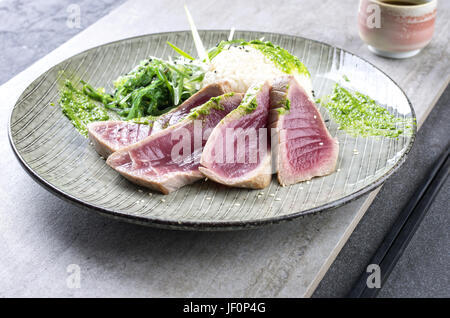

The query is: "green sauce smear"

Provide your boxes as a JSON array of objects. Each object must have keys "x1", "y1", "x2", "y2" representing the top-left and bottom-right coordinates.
[
  {"x1": 238, "y1": 84, "x2": 263, "y2": 114},
  {"x1": 247, "y1": 40, "x2": 310, "y2": 76},
  {"x1": 188, "y1": 93, "x2": 232, "y2": 119},
  {"x1": 208, "y1": 40, "x2": 310, "y2": 77},
  {"x1": 317, "y1": 83, "x2": 414, "y2": 138},
  {"x1": 59, "y1": 80, "x2": 109, "y2": 136},
  {"x1": 275, "y1": 98, "x2": 291, "y2": 115}
]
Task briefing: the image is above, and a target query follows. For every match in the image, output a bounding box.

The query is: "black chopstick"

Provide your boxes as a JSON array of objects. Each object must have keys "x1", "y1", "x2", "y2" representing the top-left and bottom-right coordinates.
[{"x1": 347, "y1": 144, "x2": 450, "y2": 298}]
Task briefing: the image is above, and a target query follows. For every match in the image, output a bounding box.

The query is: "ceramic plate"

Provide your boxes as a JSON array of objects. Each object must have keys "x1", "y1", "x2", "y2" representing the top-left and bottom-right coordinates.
[{"x1": 9, "y1": 31, "x2": 416, "y2": 230}]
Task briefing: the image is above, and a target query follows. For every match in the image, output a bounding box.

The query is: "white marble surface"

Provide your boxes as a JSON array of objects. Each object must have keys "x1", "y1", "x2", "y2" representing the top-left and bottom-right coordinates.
[{"x1": 0, "y1": 0, "x2": 448, "y2": 297}]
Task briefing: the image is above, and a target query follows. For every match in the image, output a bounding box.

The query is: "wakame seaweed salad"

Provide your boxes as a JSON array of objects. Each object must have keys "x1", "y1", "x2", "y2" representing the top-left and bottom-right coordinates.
[{"x1": 59, "y1": 56, "x2": 206, "y2": 136}]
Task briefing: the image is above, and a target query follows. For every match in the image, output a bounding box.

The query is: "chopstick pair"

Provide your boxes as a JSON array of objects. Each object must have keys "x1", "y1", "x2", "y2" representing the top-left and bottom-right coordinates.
[{"x1": 348, "y1": 143, "x2": 450, "y2": 298}]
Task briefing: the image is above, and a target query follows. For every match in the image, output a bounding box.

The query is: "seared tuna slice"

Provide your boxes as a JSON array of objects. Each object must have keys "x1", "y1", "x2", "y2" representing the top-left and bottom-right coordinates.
[
  {"x1": 88, "y1": 121, "x2": 151, "y2": 158},
  {"x1": 270, "y1": 76, "x2": 339, "y2": 186},
  {"x1": 199, "y1": 82, "x2": 272, "y2": 189},
  {"x1": 106, "y1": 93, "x2": 243, "y2": 194},
  {"x1": 87, "y1": 82, "x2": 232, "y2": 157}
]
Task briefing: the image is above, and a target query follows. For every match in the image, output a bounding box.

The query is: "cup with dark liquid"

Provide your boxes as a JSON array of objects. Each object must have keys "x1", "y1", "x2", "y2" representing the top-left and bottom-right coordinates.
[{"x1": 358, "y1": 0, "x2": 437, "y2": 58}]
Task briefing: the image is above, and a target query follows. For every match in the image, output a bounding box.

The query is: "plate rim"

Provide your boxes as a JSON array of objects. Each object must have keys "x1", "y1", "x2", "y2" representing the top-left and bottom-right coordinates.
[{"x1": 8, "y1": 29, "x2": 417, "y2": 231}]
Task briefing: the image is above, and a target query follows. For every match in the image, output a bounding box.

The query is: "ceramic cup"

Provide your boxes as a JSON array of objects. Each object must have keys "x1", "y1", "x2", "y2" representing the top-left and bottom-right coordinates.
[{"x1": 358, "y1": 0, "x2": 437, "y2": 58}]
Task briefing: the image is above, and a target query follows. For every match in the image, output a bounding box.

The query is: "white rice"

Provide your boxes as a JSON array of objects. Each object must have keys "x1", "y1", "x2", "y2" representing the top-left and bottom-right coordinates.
[{"x1": 202, "y1": 46, "x2": 313, "y2": 97}]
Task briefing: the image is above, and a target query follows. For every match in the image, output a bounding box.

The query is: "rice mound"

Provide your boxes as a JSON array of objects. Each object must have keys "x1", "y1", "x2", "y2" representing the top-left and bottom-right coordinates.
[{"x1": 202, "y1": 46, "x2": 313, "y2": 96}]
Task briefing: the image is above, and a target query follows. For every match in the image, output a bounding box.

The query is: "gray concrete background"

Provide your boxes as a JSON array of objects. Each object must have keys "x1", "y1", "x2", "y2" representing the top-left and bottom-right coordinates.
[
  {"x1": 1, "y1": 0, "x2": 448, "y2": 297},
  {"x1": 0, "y1": 0, "x2": 125, "y2": 85}
]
